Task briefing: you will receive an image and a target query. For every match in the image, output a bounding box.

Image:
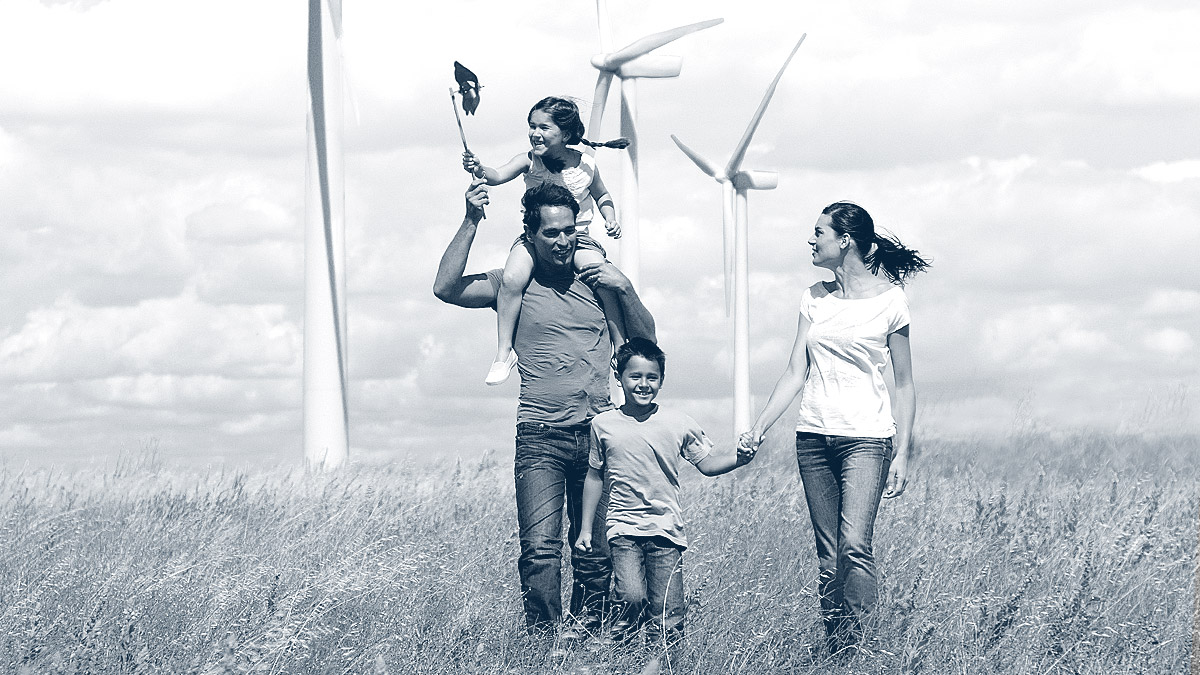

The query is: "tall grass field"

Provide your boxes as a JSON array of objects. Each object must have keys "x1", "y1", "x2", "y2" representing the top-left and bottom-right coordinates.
[{"x1": 1, "y1": 432, "x2": 1195, "y2": 674}]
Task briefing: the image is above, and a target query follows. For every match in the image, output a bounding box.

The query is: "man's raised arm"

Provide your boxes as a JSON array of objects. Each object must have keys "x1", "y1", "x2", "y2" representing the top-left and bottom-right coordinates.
[
  {"x1": 433, "y1": 178, "x2": 499, "y2": 309},
  {"x1": 577, "y1": 262, "x2": 657, "y2": 343}
]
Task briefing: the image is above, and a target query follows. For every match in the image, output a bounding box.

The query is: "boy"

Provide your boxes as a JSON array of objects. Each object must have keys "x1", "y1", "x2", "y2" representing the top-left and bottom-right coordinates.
[{"x1": 575, "y1": 338, "x2": 755, "y2": 646}]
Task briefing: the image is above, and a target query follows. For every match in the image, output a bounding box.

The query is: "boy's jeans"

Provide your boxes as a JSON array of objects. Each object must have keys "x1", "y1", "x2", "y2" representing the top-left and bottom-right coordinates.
[
  {"x1": 609, "y1": 535, "x2": 685, "y2": 644},
  {"x1": 514, "y1": 422, "x2": 611, "y2": 632},
  {"x1": 794, "y1": 432, "x2": 894, "y2": 648}
]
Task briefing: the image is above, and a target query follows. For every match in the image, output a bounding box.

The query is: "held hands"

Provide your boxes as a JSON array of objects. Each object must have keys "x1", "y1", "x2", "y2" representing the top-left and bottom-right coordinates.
[
  {"x1": 603, "y1": 219, "x2": 622, "y2": 239},
  {"x1": 736, "y1": 444, "x2": 756, "y2": 465},
  {"x1": 574, "y1": 530, "x2": 593, "y2": 553},
  {"x1": 739, "y1": 429, "x2": 764, "y2": 451},
  {"x1": 736, "y1": 428, "x2": 764, "y2": 465},
  {"x1": 464, "y1": 177, "x2": 489, "y2": 221}
]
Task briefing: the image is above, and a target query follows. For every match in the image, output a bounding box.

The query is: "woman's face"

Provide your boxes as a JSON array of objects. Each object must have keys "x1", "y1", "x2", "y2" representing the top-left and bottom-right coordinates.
[
  {"x1": 808, "y1": 214, "x2": 846, "y2": 268},
  {"x1": 528, "y1": 110, "x2": 566, "y2": 156}
]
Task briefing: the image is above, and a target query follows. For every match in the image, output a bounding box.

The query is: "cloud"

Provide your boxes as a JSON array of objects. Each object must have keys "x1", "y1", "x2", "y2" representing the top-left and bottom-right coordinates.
[
  {"x1": 1141, "y1": 288, "x2": 1200, "y2": 315},
  {"x1": 1135, "y1": 160, "x2": 1200, "y2": 183},
  {"x1": 1142, "y1": 328, "x2": 1194, "y2": 357},
  {"x1": 0, "y1": 293, "x2": 300, "y2": 382}
]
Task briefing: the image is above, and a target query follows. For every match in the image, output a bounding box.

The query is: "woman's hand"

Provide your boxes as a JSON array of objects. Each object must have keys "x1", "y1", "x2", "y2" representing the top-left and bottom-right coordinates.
[
  {"x1": 739, "y1": 428, "x2": 765, "y2": 451},
  {"x1": 883, "y1": 450, "x2": 909, "y2": 499}
]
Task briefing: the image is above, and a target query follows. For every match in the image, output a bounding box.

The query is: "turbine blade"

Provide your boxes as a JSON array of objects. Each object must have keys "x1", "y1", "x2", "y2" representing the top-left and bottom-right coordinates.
[
  {"x1": 588, "y1": 72, "x2": 614, "y2": 150},
  {"x1": 616, "y1": 54, "x2": 683, "y2": 79},
  {"x1": 605, "y1": 18, "x2": 723, "y2": 69},
  {"x1": 596, "y1": 0, "x2": 614, "y2": 52},
  {"x1": 670, "y1": 135, "x2": 722, "y2": 179},
  {"x1": 725, "y1": 34, "x2": 806, "y2": 175}
]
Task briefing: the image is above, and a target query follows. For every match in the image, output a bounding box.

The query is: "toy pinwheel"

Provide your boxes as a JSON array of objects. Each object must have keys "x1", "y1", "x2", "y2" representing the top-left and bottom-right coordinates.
[{"x1": 450, "y1": 61, "x2": 481, "y2": 156}]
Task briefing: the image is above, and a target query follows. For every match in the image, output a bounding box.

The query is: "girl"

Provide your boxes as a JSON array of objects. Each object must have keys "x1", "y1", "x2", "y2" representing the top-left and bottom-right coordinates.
[
  {"x1": 462, "y1": 96, "x2": 629, "y2": 385},
  {"x1": 741, "y1": 202, "x2": 929, "y2": 654}
]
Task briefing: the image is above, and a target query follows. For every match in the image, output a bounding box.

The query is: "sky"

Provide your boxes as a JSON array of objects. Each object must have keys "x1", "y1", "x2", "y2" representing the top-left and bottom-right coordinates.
[{"x1": 0, "y1": 0, "x2": 1196, "y2": 466}]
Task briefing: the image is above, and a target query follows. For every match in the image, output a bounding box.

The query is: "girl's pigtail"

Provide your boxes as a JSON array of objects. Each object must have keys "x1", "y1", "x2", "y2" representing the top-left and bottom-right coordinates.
[
  {"x1": 866, "y1": 231, "x2": 930, "y2": 283},
  {"x1": 581, "y1": 137, "x2": 631, "y2": 150}
]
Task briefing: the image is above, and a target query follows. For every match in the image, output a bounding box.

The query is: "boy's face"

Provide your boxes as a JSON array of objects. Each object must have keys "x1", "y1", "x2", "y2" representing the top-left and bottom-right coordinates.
[{"x1": 617, "y1": 354, "x2": 663, "y2": 408}]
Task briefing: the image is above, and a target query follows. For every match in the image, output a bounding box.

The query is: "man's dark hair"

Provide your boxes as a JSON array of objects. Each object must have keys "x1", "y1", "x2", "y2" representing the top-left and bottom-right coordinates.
[
  {"x1": 614, "y1": 337, "x2": 665, "y2": 376},
  {"x1": 521, "y1": 183, "x2": 580, "y2": 238}
]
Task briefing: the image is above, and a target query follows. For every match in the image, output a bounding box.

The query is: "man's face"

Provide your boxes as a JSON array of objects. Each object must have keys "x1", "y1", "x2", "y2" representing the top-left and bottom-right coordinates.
[{"x1": 528, "y1": 205, "x2": 578, "y2": 270}]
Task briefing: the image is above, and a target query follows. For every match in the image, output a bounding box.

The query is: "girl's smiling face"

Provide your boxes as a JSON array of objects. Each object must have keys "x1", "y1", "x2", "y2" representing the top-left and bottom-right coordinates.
[
  {"x1": 528, "y1": 110, "x2": 566, "y2": 157},
  {"x1": 808, "y1": 214, "x2": 847, "y2": 269}
]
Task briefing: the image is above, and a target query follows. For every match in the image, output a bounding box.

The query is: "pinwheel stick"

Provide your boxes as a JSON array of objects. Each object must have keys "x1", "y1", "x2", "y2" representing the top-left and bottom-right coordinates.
[
  {"x1": 450, "y1": 90, "x2": 485, "y2": 217},
  {"x1": 450, "y1": 89, "x2": 471, "y2": 153}
]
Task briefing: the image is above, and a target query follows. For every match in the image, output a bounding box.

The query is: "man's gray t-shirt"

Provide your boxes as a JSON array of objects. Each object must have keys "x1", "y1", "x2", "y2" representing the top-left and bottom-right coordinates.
[{"x1": 487, "y1": 267, "x2": 614, "y2": 425}]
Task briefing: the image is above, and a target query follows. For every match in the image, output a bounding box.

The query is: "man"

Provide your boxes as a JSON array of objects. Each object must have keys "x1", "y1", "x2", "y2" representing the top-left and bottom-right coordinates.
[{"x1": 433, "y1": 178, "x2": 656, "y2": 637}]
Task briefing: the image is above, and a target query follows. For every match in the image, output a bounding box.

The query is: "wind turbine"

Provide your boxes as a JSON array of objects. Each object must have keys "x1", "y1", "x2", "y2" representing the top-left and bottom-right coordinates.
[
  {"x1": 304, "y1": 0, "x2": 348, "y2": 470},
  {"x1": 588, "y1": 1, "x2": 722, "y2": 287},
  {"x1": 670, "y1": 35, "x2": 806, "y2": 434}
]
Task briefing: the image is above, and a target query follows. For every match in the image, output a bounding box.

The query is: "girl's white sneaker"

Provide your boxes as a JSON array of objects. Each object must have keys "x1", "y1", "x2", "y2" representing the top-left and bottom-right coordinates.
[{"x1": 485, "y1": 352, "x2": 518, "y2": 385}]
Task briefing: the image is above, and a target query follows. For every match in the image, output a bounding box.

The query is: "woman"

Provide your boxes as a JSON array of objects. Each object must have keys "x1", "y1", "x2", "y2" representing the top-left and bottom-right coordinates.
[{"x1": 741, "y1": 201, "x2": 929, "y2": 654}]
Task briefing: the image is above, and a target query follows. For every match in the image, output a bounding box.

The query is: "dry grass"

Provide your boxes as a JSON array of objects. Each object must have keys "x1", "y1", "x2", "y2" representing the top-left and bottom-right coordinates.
[{"x1": 0, "y1": 433, "x2": 1194, "y2": 674}]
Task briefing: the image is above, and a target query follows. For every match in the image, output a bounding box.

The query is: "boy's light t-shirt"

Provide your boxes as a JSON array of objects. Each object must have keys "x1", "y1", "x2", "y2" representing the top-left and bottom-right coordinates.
[
  {"x1": 589, "y1": 405, "x2": 714, "y2": 549},
  {"x1": 796, "y1": 281, "x2": 911, "y2": 439}
]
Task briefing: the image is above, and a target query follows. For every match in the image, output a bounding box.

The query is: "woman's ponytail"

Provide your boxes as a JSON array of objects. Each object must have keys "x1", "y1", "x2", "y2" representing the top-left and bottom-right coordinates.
[
  {"x1": 822, "y1": 201, "x2": 930, "y2": 284},
  {"x1": 866, "y1": 231, "x2": 930, "y2": 283}
]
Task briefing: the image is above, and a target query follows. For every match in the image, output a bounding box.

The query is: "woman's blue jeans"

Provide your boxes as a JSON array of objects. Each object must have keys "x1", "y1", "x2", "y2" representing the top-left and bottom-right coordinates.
[
  {"x1": 514, "y1": 422, "x2": 611, "y2": 632},
  {"x1": 795, "y1": 432, "x2": 893, "y2": 647}
]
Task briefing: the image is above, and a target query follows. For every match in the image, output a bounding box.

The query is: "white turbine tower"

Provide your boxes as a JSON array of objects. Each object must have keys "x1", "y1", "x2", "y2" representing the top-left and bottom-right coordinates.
[
  {"x1": 588, "y1": 1, "x2": 722, "y2": 287},
  {"x1": 304, "y1": 0, "x2": 348, "y2": 470},
  {"x1": 670, "y1": 35, "x2": 806, "y2": 434}
]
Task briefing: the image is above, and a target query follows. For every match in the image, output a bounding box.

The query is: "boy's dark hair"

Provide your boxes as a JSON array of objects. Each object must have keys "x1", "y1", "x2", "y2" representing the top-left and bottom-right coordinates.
[
  {"x1": 614, "y1": 337, "x2": 665, "y2": 376},
  {"x1": 521, "y1": 182, "x2": 580, "y2": 238}
]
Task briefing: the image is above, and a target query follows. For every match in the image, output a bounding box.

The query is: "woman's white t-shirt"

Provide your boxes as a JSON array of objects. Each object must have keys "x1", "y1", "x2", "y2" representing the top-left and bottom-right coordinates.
[{"x1": 795, "y1": 281, "x2": 910, "y2": 439}]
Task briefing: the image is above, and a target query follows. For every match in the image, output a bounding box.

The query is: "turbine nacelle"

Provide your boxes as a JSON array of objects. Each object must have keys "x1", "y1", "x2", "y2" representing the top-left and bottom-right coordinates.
[
  {"x1": 732, "y1": 171, "x2": 778, "y2": 191},
  {"x1": 591, "y1": 53, "x2": 684, "y2": 79}
]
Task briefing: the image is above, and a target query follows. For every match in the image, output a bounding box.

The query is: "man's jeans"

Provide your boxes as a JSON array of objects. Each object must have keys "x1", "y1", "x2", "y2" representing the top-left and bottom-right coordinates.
[
  {"x1": 609, "y1": 535, "x2": 685, "y2": 644},
  {"x1": 795, "y1": 432, "x2": 893, "y2": 647},
  {"x1": 514, "y1": 422, "x2": 611, "y2": 632}
]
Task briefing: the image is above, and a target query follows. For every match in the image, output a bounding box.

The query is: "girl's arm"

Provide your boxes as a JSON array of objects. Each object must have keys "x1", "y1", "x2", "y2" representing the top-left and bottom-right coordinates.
[
  {"x1": 463, "y1": 151, "x2": 530, "y2": 186},
  {"x1": 742, "y1": 311, "x2": 813, "y2": 448},
  {"x1": 588, "y1": 169, "x2": 621, "y2": 238},
  {"x1": 884, "y1": 325, "x2": 914, "y2": 499},
  {"x1": 574, "y1": 467, "x2": 605, "y2": 552}
]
